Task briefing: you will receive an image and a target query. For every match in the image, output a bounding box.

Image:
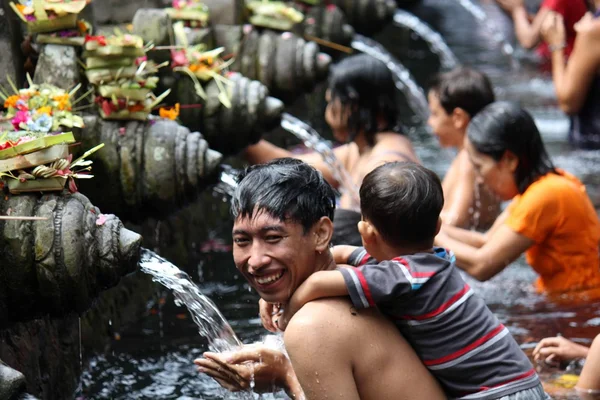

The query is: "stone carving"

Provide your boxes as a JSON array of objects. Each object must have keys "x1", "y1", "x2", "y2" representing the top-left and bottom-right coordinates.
[
  {"x1": 330, "y1": 0, "x2": 396, "y2": 33},
  {"x1": 0, "y1": 191, "x2": 141, "y2": 326},
  {"x1": 300, "y1": 3, "x2": 354, "y2": 47},
  {"x1": 74, "y1": 115, "x2": 223, "y2": 217},
  {"x1": 176, "y1": 72, "x2": 283, "y2": 155}
]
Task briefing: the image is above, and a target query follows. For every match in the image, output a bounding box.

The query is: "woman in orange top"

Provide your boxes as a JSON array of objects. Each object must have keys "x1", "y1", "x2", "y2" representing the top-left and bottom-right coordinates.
[{"x1": 435, "y1": 101, "x2": 600, "y2": 294}]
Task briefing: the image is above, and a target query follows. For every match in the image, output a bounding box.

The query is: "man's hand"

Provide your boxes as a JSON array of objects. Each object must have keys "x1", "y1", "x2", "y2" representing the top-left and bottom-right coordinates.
[
  {"x1": 495, "y1": 0, "x2": 525, "y2": 14},
  {"x1": 541, "y1": 11, "x2": 566, "y2": 47},
  {"x1": 194, "y1": 345, "x2": 296, "y2": 394},
  {"x1": 533, "y1": 336, "x2": 590, "y2": 365},
  {"x1": 259, "y1": 299, "x2": 283, "y2": 333}
]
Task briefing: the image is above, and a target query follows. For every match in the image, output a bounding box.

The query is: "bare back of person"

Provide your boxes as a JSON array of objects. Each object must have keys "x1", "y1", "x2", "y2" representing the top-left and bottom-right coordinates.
[
  {"x1": 441, "y1": 149, "x2": 501, "y2": 230},
  {"x1": 284, "y1": 298, "x2": 445, "y2": 400},
  {"x1": 337, "y1": 132, "x2": 418, "y2": 209}
]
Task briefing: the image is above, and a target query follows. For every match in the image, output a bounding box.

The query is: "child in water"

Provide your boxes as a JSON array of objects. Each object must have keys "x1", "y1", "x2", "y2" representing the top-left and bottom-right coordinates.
[
  {"x1": 270, "y1": 162, "x2": 549, "y2": 400},
  {"x1": 427, "y1": 67, "x2": 500, "y2": 229}
]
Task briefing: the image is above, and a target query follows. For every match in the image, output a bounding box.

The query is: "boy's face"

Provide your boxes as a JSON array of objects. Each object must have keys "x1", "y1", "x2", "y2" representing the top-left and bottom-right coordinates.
[{"x1": 427, "y1": 91, "x2": 465, "y2": 148}]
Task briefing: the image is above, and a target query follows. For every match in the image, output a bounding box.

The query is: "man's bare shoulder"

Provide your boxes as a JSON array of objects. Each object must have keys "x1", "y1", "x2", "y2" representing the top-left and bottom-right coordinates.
[{"x1": 284, "y1": 298, "x2": 366, "y2": 346}]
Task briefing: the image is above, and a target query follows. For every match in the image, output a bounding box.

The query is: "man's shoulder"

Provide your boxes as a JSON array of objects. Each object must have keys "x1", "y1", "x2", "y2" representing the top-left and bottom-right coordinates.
[{"x1": 284, "y1": 298, "x2": 370, "y2": 344}]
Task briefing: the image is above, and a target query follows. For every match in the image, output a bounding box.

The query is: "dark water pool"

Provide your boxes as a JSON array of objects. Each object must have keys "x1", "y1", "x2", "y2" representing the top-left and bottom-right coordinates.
[{"x1": 80, "y1": 0, "x2": 600, "y2": 398}]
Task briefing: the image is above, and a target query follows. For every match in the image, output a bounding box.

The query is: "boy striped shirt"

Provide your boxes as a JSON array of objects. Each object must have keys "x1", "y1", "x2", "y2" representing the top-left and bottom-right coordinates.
[{"x1": 340, "y1": 247, "x2": 540, "y2": 400}]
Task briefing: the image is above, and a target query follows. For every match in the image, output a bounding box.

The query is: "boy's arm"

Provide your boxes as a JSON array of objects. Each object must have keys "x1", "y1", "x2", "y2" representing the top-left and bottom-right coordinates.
[
  {"x1": 331, "y1": 245, "x2": 360, "y2": 264},
  {"x1": 278, "y1": 270, "x2": 348, "y2": 330}
]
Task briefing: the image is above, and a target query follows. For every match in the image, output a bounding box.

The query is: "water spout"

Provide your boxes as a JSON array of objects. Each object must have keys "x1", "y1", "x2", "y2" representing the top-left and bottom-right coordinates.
[
  {"x1": 351, "y1": 34, "x2": 430, "y2": 122},
  {"x1": 280, "y1": 113, "x2": 360, "y2": 209},
  {"x1": 393, "y1": 9, "x2": 459, "y2": 70}
]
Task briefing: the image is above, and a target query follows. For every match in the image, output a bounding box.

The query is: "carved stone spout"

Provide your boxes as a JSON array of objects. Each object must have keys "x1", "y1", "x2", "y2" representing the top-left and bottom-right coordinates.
[
  {"x1": 176, "y1": 72, "x2": 284, "y2": 155},
  {"x1": 74, "y1": 115, "x2": 223, "y2": 218},
  {"x1": 331, "y1": 0, "x2": 396, "y2": 33},
  {"x1": 0, "y1": 192, "x2": 141, "y2": 326}
]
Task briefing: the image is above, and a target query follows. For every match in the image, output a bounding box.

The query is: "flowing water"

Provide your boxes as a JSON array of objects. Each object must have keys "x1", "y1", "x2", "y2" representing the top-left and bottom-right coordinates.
[
  {"x1": 393, "y1": 9, "x2": 459, "y2": 70},
  {"x1": 351, "y1": 33, "x2": 430, "y2": 123},
  {"x1": 280, "y1": 112, "x2": 360, "y2": 208},
  {"x1": 82, "y1": 1, "x2": 600, "y2": 398}
]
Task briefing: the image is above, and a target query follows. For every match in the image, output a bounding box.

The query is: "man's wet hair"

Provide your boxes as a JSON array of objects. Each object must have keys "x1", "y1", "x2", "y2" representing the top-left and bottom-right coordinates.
[
  {"x1": 360, "y1": 162, "x2": 444, "y2": 248},
  {"x1": 429, "y1": 67, "x2": 495, "y2": 117},
  {"x1": 231, "y1": 158, "x2": 336, "y2": 233},
  {"x1": 328, "y1": 54, "x2": 401, "y2": 146}
]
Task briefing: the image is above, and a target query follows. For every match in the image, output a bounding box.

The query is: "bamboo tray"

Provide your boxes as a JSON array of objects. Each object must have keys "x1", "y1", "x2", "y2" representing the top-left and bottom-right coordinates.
[
  {"x1": 0, "y1": 144, "x2": 68, "y2": 173},
  {"x1": 0, "y1": 132, "x2": 75, "y2": 160},
  {"x1": 7, "y1": 176, "x2": 67, "y2": 194}
]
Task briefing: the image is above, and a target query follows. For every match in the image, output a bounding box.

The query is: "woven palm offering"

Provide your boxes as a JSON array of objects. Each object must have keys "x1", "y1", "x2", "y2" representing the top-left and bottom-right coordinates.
[
  {"x1": 36, "y1": 18, "x2": 92, "y2": 46},
  {"x1": 246, "y1": 1, "x2": 304, "y2": 31},
  {"x1": 165, "y1": 0, "x2": 210, "y2": 28},
  {"x1": 9, "y1": 0, "x2": 90, "y2": 34},
  {"x1": 83, "y1": 33, "x2": 170, "y2": 121},
  {"x1": 0, "y1": 78, "x2": 103, "y2": 194},
  {"x1": 171, "y1": 22, "x2": 234, "y2": 108}
]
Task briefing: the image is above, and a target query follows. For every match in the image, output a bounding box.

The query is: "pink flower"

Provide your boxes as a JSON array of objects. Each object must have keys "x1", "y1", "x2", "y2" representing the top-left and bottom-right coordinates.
[
  {"x1": 171, "y1": 50, "x2": 189, "y2": 68},
  {"x1": 11, "y1": 110, "x2": 30, "y2": 130},
  {"x1": 95, "y1": 214, "x2": 107, "y2": 226}
]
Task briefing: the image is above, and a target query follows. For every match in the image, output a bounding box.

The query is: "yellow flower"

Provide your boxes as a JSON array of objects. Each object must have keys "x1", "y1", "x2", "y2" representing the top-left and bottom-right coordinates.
[
  {"x1": 159, "y1": 103, "x2": 180, "y2": 120},
  {"x1": 4, "y1": 95, "x2": 20, "y2": 109},
  {"x1": 37, "y1": 106, "x2": 52, "y2": 115},
  {"x1": 53, "y1": 94, "x2": 71, "y2": 111}
]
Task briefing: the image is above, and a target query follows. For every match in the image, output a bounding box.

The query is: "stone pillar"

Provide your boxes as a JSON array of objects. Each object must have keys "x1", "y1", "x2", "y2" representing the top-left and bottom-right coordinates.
[
  {"x1": 33, "y1": 45, "x2": 80, "y2": 90},
  {"x1": 0, "y1": 0, "x2": 25, "y2": 90}
]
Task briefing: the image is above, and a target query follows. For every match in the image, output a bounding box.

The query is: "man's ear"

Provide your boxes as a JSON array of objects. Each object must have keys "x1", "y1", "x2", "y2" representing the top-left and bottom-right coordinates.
[
  {"x1": 357, "y1": 220, "x2": 377, "y2": 245},
  {"x1": 451, "y1": 107, "x2": 470, "y2": 131},
  {"x1": 314, "y1": 216, "x2": 334, "y2": 253}
]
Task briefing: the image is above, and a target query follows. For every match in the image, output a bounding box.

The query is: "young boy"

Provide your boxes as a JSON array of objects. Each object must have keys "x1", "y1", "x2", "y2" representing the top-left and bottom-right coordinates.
[
  {"x1": 427, "y1": 67, "x2": 500, "y2": 229},
  {"x1": 275, "y1": 162, "x2": 549, "y2": 400}
]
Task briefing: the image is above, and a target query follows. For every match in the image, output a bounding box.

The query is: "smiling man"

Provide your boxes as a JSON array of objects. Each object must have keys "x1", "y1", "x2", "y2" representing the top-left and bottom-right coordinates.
[{"x1": 195, "y1": 158, "x2": 444, "y2": 400}]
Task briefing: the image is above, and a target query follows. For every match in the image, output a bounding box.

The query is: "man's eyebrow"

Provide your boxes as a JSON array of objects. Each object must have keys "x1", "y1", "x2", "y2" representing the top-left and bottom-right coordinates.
[
  {"x1": 232, "y1": 229, "x2": 248, "y2": 235},
  {"x1": 232, "y1": 225, "x2": 286, "y2": 235}
]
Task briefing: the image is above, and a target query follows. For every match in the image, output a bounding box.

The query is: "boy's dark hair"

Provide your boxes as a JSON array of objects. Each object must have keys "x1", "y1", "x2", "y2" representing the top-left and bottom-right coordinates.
[
  {"x1": 231, "y1": 158, "x2": 336, "y2": 233},
  {"x1": 360, "y1": 162, "x2": 443, "y2": 248},
  {"x1": 429, "y1": 67, "x2": 495, "y2": 117},
  {"x1": 328, "y1": 54, "x2": 401, "y2": 147},
  {"x1": 468, "y1": 101, "x2": 556, "y2": 194}
]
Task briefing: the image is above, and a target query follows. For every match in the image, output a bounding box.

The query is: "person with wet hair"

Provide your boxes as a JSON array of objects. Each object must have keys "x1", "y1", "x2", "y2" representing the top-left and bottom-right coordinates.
[
  {"x1": 435, "y1": 102, "x2": 600, "y2": 295},
  {"x1": 195, "y1": 158, "x2": 445, "y2": 400},
  {"x1": 540, "y1": 0, "x2": 600, "y2": 148},
  {"x1": 243, "y1": 53, "x2": 419, "y2": 246},
  {"x1": 269, "y1": 161, "x2": 547, "y2": 400},
  {"x1": 428, "y1": 67, "x2": 500, "y2": 229},
  {"x1": 495, "y1": 0, "x2": 587, "y2": 60}
]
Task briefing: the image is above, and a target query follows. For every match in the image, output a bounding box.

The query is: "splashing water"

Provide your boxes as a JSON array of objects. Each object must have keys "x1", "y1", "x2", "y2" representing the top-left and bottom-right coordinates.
[
  {"x1": 351, "y1": 34, "x2": 430, "y2": 122},
  {"x1": 455, "y1": 0, "x2": 516, "y2": 62},
  {"x1": 139, "y1": 248, "x2": 242, "y2": 353},
  {"x1": 214, "y1": 164, "x2": 240, "y2": 198},
  {"x1": 393, "y1": 9, "x2": 459, "y2": 70},
  {"x1": 280, "y1": 113, "x2": 360, "y2": 209}
]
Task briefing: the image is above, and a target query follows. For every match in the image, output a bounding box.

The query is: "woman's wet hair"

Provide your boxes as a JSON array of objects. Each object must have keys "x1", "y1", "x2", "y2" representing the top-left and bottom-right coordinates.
[
  {"x1": 467, "y1": 102, "x2": 556, "y2": 193},
  {"x1": 360, "y1": 162, "x2": 444, "y2": 248},
  {"x1": 231, "y1": 158, "x2": 336, "y2": 233},
  {"x1": 429, "y1": 67, "x2": 495, "y2": 117},
  {"x1": 328, "y1": 54, "x2": 400, "y2": 146}
]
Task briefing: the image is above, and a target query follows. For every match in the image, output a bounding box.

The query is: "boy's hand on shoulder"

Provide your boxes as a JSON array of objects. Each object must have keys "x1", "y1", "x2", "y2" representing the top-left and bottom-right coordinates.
[
  {"x1": 331, "y1": 245, "x2": 359, "y2": 264},
  {"x1": 259, "y1": 299, "x2": 283, "y2": 333}
]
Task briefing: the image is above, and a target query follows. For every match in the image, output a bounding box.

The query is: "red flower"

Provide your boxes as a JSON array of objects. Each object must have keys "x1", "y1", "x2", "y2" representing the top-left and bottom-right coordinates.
[{"x1": 85, "y1": 35, "x2": 107, "y2": 46}]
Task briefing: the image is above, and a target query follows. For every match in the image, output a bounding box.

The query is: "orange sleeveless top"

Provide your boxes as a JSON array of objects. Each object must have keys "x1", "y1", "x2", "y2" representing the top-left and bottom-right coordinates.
[{"x1": 506, "y1": 170, "x2": 600, "y2": 294}]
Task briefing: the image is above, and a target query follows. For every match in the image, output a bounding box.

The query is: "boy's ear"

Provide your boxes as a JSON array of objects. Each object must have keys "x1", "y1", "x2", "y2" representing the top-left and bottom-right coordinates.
[
  {"x1": 357, "y1": 220, "x2": 377, "y2": 245},
  {"x1": 451, "y1": 107, "x2": 470, "y2": 131},
  {"x1": 314, "y1": 216, "x2": 334, "y2": 253},
  {"x1": 435, "y1": 217, "x2": 442, "y2": 236}
]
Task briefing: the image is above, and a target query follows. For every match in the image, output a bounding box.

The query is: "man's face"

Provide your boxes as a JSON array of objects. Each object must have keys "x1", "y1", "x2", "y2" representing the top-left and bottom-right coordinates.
[{"x1": 232, "y1": 211, "x2": 317, "y2": 304}]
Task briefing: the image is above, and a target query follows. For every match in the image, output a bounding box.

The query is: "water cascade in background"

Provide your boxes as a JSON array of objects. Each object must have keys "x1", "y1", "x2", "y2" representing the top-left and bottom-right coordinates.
[
  {"x1": 139, "y1": 249, "x2": 242, "y2": 353},
  {"x1": 455, "y1": 0, "x2": 516, "y2": 60},
  {"x1": 213, "y1": 164, "x2": 241, "y2": 198},
  {"x1": 280, "y1": 113, "x2": 360, "y2": 208},
  {"x1": 393, "y1": 9, "x2": 459, "y2": 70},
  {"x1": 351, "y1": 34, "x2": 430, "y2": 123}
]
